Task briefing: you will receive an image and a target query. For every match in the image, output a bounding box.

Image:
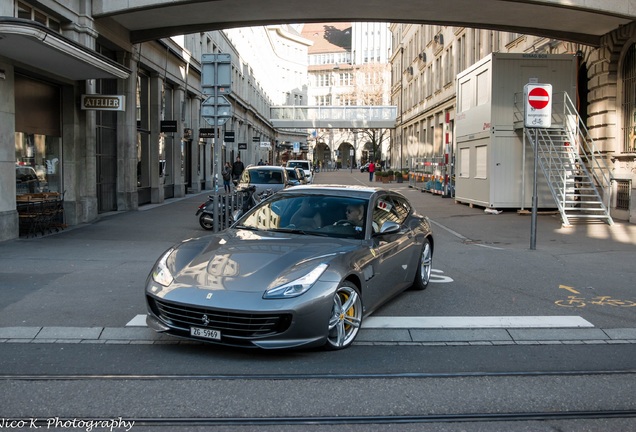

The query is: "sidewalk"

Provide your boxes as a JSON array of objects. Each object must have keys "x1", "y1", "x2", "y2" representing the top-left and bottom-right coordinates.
[
  {"x1": 0, "y1": 169, "x2": 634, "y2": 346},
  {"x1": 325, "y1": 169, "x2": 636, "y2": 254}
]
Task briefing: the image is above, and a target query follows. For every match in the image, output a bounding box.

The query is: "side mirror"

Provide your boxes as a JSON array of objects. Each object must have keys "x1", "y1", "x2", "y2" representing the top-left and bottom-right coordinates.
[{"x1": 379, "y1": 221, "x2": 400, "y2": 234}]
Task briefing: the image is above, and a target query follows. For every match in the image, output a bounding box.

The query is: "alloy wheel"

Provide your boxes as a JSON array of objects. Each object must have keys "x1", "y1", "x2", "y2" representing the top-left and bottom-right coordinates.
[{"x1": 326, "y1": 283, "x2": 362, "y2": 349}]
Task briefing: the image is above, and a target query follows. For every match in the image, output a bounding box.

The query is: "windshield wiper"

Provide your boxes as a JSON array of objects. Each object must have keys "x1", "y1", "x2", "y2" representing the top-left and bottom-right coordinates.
[
  {"x1": 271, "y1": 228, "x2": 308, "y2": 235},
  {"x1": 271, "y1": 228, "x2": 331, "y2": 237},
  {"x1": 234, "y1": 225, "x2": 261, "y2": 231}
]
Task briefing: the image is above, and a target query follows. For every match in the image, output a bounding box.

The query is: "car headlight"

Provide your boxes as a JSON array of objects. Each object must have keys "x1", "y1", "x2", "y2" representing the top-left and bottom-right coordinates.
[
  {"x1": 152, "y1": 248, "x2": 175, "y2": 287},
  {"x1": 264, "y1": 263, "x2": 328, "y2": 299}
]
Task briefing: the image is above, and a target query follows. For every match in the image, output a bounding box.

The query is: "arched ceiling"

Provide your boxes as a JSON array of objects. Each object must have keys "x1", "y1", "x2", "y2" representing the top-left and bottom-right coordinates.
[{"x1": 93, "y1": 0, "x2": 635, "y2": 46}]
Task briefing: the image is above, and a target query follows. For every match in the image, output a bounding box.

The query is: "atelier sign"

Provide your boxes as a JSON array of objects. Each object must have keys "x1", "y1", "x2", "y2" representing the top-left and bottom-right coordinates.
[{"x1": 81, "y1": 95, "x2": 125, "y2": 111}]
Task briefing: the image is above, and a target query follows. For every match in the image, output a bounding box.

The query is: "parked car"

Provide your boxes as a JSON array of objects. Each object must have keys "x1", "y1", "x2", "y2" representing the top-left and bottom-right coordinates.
[
  {"x1": 15, "y1": 165, "x2": 42, "y2": 194},
  {"x1": 360, "y1": 163, "x2": 371, "y2": 172},
  {"x1": 286, "y1": 160, "x2": 313, "y2": 183},
  {"x1": 145, "y1": 184, "x2": 434, "y2": 350},
  {"x1": 236, "y1": 165, "x2": 291, "y2": 195},
  {"x1": 285, "y1": 167, "x2": 307, "y2": 186}
]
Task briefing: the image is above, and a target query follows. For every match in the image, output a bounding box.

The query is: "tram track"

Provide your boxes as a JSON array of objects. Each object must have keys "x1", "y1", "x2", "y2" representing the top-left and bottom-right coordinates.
[
  {"x1": 16, "y1": 410, "x2": 636, "y2": 428},
  {"x1": 2, "y1": 369, "x2": 636, "y2": 429},
  {"x1": 1, "y1": 369, "x2": 636, "y2": 381}
]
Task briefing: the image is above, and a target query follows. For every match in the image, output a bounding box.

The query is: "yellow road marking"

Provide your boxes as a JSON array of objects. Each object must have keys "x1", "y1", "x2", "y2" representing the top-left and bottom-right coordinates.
[{"x1": 559, "y1": 284, "x2": 580, "y2": 294}]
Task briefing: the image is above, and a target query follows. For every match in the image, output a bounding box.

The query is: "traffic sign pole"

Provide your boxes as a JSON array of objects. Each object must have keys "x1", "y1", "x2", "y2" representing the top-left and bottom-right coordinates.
[
  {"x1": 523, "y1": 83, "x2": 552, "y2": 250},
  {"x1": 201, "y1": 55, "x2": 232, "y2": 203}
]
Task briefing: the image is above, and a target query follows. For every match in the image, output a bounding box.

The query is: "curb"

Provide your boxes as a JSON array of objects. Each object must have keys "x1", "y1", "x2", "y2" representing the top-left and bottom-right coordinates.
[{"x1": 1, "y1": 326, "x2": 635, "y2": 346}]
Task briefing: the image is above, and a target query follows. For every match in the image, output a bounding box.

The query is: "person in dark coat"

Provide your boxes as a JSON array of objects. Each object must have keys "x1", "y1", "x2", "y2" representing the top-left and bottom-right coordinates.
[
  {"x1": 222, "y1": 162, "x2": 232, "y2": 193},
  {"x1": 232, "y1": 156, "x2": 245, "y2": 181}
]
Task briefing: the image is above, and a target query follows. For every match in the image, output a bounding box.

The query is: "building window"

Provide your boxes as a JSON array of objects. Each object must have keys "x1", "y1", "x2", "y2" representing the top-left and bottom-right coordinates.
[
  {"x1": 616, "y1": 180, "x2": 631, "y2": 211},
  {"x1": 459, "y1": 147, "x2": 470, "y2": 178},
  {"x1": 15, "y1": 1, "x2": 61, "y2": 32},
  {"x1": 622, "y1": 43, "x2": 636, "y2": 153},
  {"x1": 136, "y1": 72, "x2": 151, "y2": 194},
  {"x1": 475, "y1": 145, "x2": 488, "y2": 178}
]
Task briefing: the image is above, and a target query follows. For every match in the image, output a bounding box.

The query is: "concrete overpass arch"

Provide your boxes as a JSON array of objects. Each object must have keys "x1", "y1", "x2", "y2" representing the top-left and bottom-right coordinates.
[{"x1": 93, "y1": 0, "x2": 635, "y2": 46}]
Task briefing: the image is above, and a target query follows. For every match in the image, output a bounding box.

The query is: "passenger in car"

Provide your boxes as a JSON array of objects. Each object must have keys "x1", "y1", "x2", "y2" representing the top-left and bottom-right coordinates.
[{"x1": 289, "y1": 198, "x2": 323, "y2": 229}]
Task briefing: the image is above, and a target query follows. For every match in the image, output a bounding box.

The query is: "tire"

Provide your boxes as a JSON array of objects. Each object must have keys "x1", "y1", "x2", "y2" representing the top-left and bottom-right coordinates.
[
  {"x1": 411, "y1": 238, "x2": 433, "y2": 291},
  {"x1": 325, "y1": 282, "x2": 362, "y2": 350},
  {"x1": 198, "y1": 212, "x2": 220, "y2": 230}
]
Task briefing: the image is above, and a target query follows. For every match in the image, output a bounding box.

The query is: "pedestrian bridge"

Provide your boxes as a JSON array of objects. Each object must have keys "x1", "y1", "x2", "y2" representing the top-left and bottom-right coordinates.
[
  {"x1": 269, "y1": 106, "x2": 397, "y2": 129},
  {"x1": 93, "y1": 0, "x2": 634, "y2": 46}
]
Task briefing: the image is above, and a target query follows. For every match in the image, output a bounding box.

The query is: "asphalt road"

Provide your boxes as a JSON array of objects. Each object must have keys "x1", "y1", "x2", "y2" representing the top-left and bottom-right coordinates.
[{"x1": 1, "y1": 169, "x2": 635, "y2": 431}]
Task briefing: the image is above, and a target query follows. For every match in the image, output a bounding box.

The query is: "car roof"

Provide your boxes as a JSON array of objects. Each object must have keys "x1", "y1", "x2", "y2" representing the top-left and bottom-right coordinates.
[
  {"x1": 246, "y1": 165, "x2": 284, "y2": 171},
  {"x1": 277, "y1": 184, "x2": 394, "y2": 199}
]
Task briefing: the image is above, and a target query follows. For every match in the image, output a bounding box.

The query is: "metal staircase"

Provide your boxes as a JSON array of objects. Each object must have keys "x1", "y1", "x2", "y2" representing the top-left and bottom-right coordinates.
[{"x1": 522, "y1": 93, "x2": 614, "y2": 226}]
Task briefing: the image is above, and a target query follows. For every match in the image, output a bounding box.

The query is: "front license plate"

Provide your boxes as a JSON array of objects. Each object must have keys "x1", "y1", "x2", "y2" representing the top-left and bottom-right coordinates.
[{"x1": 190, "y1": 326, "x2": 221, "y2": 340}]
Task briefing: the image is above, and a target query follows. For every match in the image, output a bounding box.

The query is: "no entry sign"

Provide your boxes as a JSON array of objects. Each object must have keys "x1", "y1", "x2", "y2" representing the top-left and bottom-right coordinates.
[
  {"x1": 528, "y1": 87, "x2": 550, "y2": 109},
  {"x1": 524, "y1": 83, "x2": 552, "y2": 128}
]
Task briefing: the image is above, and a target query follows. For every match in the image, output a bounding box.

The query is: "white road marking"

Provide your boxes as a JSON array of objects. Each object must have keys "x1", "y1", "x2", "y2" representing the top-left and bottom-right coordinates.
[
  {"x1": 128, "y1": 314, "x2": 594, "y2": 329},
  {"x1": 361, "y1": 316, "x2": 594, "y2": 329},
  {"x1": 126, "y1": 314, "x2": 147, "y2": 327}
]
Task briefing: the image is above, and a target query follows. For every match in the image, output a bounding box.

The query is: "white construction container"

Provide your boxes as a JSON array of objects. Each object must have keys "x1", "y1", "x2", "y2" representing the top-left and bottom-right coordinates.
[{"x1": 454, "y1": 53, "x2": 577, "y2": 209}]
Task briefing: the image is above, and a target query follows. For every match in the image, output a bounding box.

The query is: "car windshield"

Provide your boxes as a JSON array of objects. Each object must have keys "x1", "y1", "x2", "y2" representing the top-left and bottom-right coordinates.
[
  {"x1": 287, "y1": 162, "x2": 308, "y2": 170},
  {"x1": 248, "y1": 169, "x2": 283, "y2": 185},
  {"x1": 236, "y1": 194, "x2": 368, "y2": 239},
  {"x1": 286, "y1": 169, "x2": 299, "y2": 180}
]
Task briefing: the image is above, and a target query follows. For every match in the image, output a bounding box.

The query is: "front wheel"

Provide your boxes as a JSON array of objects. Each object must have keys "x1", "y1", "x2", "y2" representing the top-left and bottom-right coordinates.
[
  {"x1": 199, "y1": 212, "x2": 225, "y2": 230},
  {"x1": 411, "y1": 238, "x2": 433, "y2": 291},
  {"x1": 325, "y1": 282, "x2": 362, "y2": 350}
]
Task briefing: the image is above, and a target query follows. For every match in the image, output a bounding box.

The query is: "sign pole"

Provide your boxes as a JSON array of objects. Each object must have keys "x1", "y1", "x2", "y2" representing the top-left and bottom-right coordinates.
[
  {"x1": 201, "y1": 53, "x2": 232, "y2": 199},
  {"x1": 530, "y1": 128, "x2": 538, "y2": 250},
  {"x1": 524, "y1": 83, "x2": 552, "y2": 250},
  {"x1": 214, "y1": 62, "x2": 220, "y2": 196}
]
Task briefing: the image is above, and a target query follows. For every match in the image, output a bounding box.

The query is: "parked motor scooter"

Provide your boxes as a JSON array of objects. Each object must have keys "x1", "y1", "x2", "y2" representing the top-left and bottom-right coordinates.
[
  {"x1": 196, "y1": 186, "x2": 273, "y2": 231},
  {"x1": 196, "y1": 194, "x2": 230, "y2": 231},
  {"x1": 231, "y1": 186, "x2": 273, "y2": 221}
]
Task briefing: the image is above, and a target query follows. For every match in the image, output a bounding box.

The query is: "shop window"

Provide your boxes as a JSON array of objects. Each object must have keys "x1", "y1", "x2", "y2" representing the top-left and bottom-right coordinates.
[{"x1": 14, "y1": 75, "x2": 62, "y2": 195}]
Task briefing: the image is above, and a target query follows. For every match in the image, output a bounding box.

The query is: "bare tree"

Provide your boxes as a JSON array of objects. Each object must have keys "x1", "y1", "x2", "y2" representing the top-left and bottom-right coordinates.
[{"x1": 348, "y1": 62, "x2": 391, "y2": 164}]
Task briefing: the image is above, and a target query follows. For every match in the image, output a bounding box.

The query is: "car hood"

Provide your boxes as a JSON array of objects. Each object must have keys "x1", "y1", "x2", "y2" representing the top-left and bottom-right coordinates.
[{"x1": 169, "y1": 229, "x2": 358, "y2": 293}]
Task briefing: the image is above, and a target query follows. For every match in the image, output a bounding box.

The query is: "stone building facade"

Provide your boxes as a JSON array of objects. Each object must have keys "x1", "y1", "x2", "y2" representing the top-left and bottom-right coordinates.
[
  {"x1": 390, "y1": 24, "x2": 636, "y2": 223},
  {"x1": 0, "y1": 1, "x2": 308, "y2": 241}
]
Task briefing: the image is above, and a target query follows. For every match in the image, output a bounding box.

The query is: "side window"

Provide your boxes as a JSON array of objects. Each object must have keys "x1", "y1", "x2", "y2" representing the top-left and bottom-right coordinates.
[
  {"x1": 372, "y1": 194, "x2": 411, "y2": 229},
  {"x1": 390, "y1": 195, "x2": 412, "y2": 224},
  {"x1": 372, "y1": 194, "x2": 394, "y2": 229}
]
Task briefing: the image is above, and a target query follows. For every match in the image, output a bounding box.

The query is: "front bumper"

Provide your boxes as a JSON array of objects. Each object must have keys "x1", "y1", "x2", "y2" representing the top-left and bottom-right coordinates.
[{"x1": 145, "y1": 281, "x2": 336, "y2": 349}]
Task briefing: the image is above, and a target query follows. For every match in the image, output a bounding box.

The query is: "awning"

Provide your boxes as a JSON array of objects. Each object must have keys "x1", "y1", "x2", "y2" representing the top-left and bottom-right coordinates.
[{"x1": 0, "y1": 18, "x2": 130, "y2": 80}]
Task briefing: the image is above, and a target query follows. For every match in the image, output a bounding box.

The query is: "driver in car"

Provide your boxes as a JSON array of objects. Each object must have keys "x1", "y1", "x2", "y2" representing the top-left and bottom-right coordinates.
[{"x1": 344, "y1": 204, "x2": 364, "y2": 229}]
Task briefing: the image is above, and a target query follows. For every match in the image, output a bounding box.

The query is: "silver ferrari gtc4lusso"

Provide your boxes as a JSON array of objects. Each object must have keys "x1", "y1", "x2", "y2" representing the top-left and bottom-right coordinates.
[{"x1": 146, "y1": 185, "x2": 434, "y2": 350}]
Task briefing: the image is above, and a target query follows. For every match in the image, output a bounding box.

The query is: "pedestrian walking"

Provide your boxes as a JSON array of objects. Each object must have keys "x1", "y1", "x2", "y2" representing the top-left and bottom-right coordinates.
[
  {"x1": 222, "y1": 162, "x2": 232, "y2": 193},
  {"x1": 232, "y1": 155, "x2": 245, "y2": 182},
  {"x1": 368, "y1": 159, "x2": 375, "y2": 182}
]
